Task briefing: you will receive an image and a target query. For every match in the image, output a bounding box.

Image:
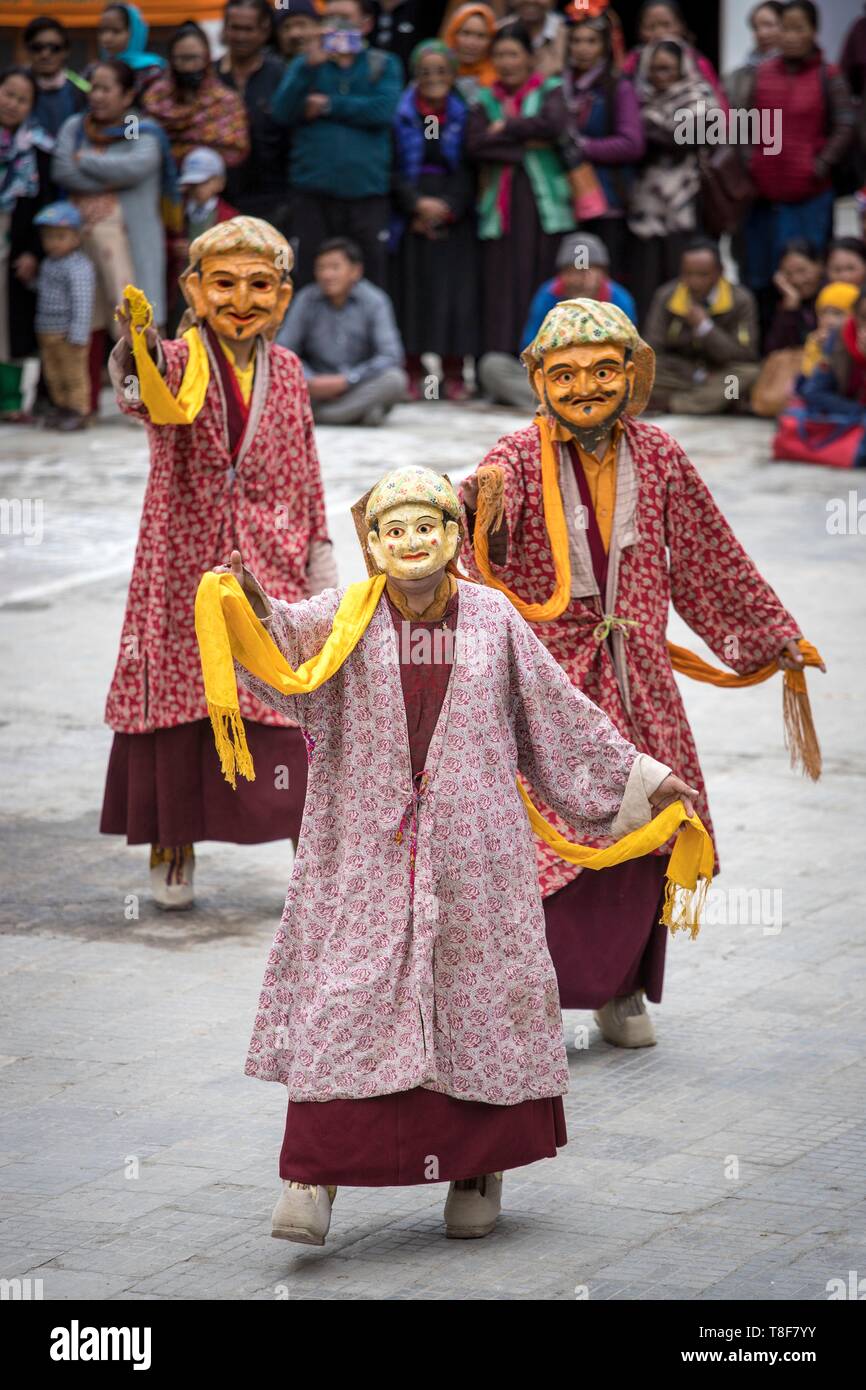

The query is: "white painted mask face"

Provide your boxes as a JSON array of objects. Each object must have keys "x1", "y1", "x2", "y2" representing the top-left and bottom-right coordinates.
[{"x1": 367, "y1": 502, "x2": 460, "y2": 581}]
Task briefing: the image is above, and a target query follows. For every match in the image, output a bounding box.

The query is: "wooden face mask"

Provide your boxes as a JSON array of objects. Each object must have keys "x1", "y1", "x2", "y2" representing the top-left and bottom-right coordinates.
[
  {"x1": 533, "y1": 343, "x2": 635, "y2": 433},
  {"x1": 367, "y1": 503, "x2": 460, "y2": 581},
  {"x1": 182, "y1": 251, "x2": 292, "y2": 342}
]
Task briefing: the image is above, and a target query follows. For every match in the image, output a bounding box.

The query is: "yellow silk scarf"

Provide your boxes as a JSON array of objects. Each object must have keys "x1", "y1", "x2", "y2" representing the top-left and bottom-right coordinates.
[
  {"x1": 123, "y1": 284, "x2": 210, "y2": 425},
  {"x1": 470, "y1": 417, "x2": 824, "y2": 779},
  {"x1": 195, "y1": 570, "x2": 715, "y2": 933}
]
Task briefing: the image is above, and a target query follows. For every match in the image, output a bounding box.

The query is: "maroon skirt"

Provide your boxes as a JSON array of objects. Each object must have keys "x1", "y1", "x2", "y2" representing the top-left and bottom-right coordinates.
[
  {"x1": 544, "y1": 856, "x2": 669, "y2": 1010},
  {"x1": 100, "y1": 719, "x2": 308, "y2": 846},
  {"x1": 279, "y1": 1086, "x2": 567, "y2": 1186}
]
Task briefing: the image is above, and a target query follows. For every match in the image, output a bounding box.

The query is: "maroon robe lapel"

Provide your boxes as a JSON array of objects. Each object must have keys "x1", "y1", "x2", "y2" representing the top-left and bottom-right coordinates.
[
  {"x1": 203, "y1": 323, "x2": 250, "y2": 460},
  {"x1": 566, "y1": 440, "x2": 609, "y2": 597}
]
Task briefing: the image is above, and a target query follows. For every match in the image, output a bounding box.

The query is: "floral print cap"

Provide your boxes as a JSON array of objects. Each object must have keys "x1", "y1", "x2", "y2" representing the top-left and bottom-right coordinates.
[
  {"x1": 520, "y1": 297, "x2": 655, "y2": 415},
  {"x1": 365, "y1": 466, "x2": 462, "y2": 527}
]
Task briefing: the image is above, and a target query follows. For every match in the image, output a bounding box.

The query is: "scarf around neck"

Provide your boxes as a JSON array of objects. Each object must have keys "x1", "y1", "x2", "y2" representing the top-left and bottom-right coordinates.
[{"x1": 194, "y1": 565, "x2": 715, "y2": 933}]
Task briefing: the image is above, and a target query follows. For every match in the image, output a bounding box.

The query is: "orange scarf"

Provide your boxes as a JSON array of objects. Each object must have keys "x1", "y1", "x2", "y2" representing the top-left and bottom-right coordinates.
[{"x1": 471, "y1": 416, "x2": 824, "y2": 780}]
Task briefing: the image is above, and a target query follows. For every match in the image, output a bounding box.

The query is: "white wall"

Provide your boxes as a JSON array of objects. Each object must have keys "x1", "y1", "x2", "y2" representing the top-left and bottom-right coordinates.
[{"x1": 720, "y1": 0, "x2": 864, "y2": 75}]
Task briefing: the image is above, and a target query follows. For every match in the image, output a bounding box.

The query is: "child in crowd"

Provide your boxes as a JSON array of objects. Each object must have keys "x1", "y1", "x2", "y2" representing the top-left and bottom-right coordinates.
[
  {"x1": 29, "y1": 200, "x2": 95, "y2": 430},
  {"x1": 166, "y1": 147, "x2": 237, "y2": 332},
  {"x1": 800, "y1": 281, "x2": 861, "y2": 378}
]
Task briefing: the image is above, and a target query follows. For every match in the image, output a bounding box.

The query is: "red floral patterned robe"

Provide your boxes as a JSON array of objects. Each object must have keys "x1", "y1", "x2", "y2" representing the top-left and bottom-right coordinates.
[{"x1": 460, "y1": 416, "x2": 801, "y2": 1004}]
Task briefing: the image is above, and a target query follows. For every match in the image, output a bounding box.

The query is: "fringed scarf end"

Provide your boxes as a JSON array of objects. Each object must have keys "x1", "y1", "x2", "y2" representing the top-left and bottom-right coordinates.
[
  {"x1": 782, "y1": 672, "x2": 822, "y2": 781},
  {"x1": 208, "y1": 704, "x2": 255, "y2": 790},
  {"x1": 660, "y1": 874, "x2": 710, "y2": 939},
  {"x1": 475, "y1": 464, "x2": 506, "y2": 537}
]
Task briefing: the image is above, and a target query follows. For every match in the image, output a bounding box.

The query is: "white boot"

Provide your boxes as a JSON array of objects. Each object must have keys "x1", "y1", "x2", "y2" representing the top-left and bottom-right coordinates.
[
  {"x1": 444, "y1": 1173, "x2": 503, "y2": 1239},
  {"x1": 594, "y1": 990, "x2": 656, "y2": 1047},
  {"x1": 271, "y1": 1181, "x2": 336, "y2": 1246},
  {"x1": 150, "y1": 844, "x2": 194, "y2": 910}
]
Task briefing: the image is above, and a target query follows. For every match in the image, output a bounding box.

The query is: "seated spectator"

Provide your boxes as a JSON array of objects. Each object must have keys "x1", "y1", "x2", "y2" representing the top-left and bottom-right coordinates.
[
  {"x1": 277, "y1": 237, "x2": 408, "y2": 425},
  {"x1": 441, "y1": 4, "x2": 497, "y2": 103},
  {"x1": 142, "y1": 21, "x2": 250, "y2": 170},
  {"x1": 825, "y1": 236, "x2": 866, "y2": 288},
  {"x1": 764, "y1": 238, "x2": 824, "y2": 353},
  {"x1": 272, "y1": 0, "x2": 403, "y2": 289},
  {"x1": 644, "y1": 237, "x2": 760, "y2": 415},
  {"x1": 622, "y1": 1, "x2": 729, "y2": 109},
  {"x1": 217, "y1": 0, "x2": 290, "y2": 228},
  {"x1": 96, "y1": 4, "x2": 165, "y2": 98},
  {"x1": 25, "y1": 201, "x2": 95, "y2": 430},
  {"x1": 774, "y1": 290, "x2": 866, "y2": 467},
  {"x1": 274, "y1": 0, "x2": 322, "y2": 60},
  {"x1": 166, "y1": 148, "x2": 239, "y2": 333},
  {"x1": 753, "y1": 279, "x2": 860, "y2": 418},
  {"x1": 560, "y1": 10, "x2": 645, "y2": 273},
  {"x1": 24, "y1": 16, "x2": 88, "y2": 143},
  {"x1": 801, "y1": 281, "x2": 861, "y2": 376},
  {"x1": 391, "y1": 39, "x2": 477, "y2": 400},
  {"x1": 504, "y1": 1, "x2": 566, "y2": 77},
  {"x1": 478, "y1": 230, "x2": 636, "y2": 410}
]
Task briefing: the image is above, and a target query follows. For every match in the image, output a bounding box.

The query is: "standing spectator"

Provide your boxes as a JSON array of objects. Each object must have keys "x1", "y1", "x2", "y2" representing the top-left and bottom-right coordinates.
[
  {"x1": 53, "y1": 60, "x2": 170, "y2": 412},
  {"x1": 763, "y1": 238, "x2": 825, "y2": 352},
  {"x1": 24, "y1": 16, "x2": 89, "y2": 143},
  {"x1": 142, "y1": 21, "x2": 250, "y2": 170},
  {"x1": 478, "y1": 228, "x2": 637, "y2": 410},
  {"x1": 0, "y1": 67, "x2": 41, "y2": 420},
  {"x1": 644, "y1": 237, "x2": 760, "y2": 415},
  {"x1": 369, "y1": 2, "x2": 450, "y2": 76},
  {"x1": 277, "y1": 236, "x2": 408, "y2": 425},
  {"x1": 166, "y1": 148, "x2": 239, "y2": 333},
  {"x1": 465, "y1": 23, "x2": 574, "y2": 357},
  {"x1": 724, "y1": 2, "x2": 783, "y2": 109},
  {"x1": 621, "y1": 2, "x2": 729, "y2": 109},
  {"x1": 271, "y1": 0, "x2": 402, "y2": 289},
  {"x1": 504, "y1": 1, "x2": 566, "y2": 77},
  {"x1": 274, "y1": 0, "x2": 322, "y2": 61},
  {"x1": 743, "y1": 1, "x2": 855, "y2": 337},
  {"x1": 840, "y1": 3, "x2": 866, "y2": 190},
  {"x1": 391, "y1": 40, "x2": 477, "y2": 398},
  {"x1": 441, "y1": 4, "x2": 497, "y2": 104},
  {"x1": 96, "y1": 4, "x2": 166, "y2": 98},
  {"x1": 27, "y1": 201, "x2": 94, "y2": 430},
  {"x1": 826, "y1": 235, "x2": 866, "y2": 288},
  {"x1": 217, "y1": 0, "x2": 290, "y2": 228},
  {"x1": 628, "y1": 38, "x2": 718, "y2": 327},
  {"x1": 560, "y1": 10, "x2": 644, "y2": 276}
]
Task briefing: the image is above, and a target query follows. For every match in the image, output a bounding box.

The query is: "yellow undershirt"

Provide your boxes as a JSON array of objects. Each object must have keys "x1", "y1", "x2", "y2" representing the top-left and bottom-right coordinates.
[
  {"x1": 219, "y1": 340, "x2": 255, "y2": 406},
  {"x1": 546, "y1": 418, "x2": 622, "y2": 553}
]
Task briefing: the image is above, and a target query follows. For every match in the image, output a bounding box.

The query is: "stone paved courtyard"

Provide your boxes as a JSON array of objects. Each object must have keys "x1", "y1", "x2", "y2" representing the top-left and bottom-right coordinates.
[{"x1": 1, "y1": 401, "x2": 864, "y2": 1301}]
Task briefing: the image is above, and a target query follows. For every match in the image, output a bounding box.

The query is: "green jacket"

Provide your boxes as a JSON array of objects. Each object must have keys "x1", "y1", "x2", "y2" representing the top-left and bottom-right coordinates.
[{"x1": 471, "y1": 79, "x2": 575, "y2": 240}]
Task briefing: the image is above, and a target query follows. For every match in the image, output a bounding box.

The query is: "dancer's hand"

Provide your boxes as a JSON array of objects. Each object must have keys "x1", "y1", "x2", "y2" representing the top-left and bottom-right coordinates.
[
  {"x1": 778, "y1": 637, "x2": 823, "y2": 672},
  {"x1": 649, "y1": 773, "x2": 700, "y2": 820},
  {"x1": 212, "y1": 549, "x2": 267, "y2": 617},
  {"x1": 115, "y1": 297, "x2": 159, "y2": 353}
]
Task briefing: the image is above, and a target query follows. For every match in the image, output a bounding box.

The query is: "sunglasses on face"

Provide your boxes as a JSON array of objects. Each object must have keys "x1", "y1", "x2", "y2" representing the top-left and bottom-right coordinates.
[{"x1": 28, "y1": 41, "x2": 65, "y2": 54}]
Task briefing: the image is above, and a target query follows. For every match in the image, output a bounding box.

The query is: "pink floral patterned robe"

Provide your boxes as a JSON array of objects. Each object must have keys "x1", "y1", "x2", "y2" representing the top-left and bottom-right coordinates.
[{"x1": 239, "y1": 579, "x2": 653, "y2": 1107}]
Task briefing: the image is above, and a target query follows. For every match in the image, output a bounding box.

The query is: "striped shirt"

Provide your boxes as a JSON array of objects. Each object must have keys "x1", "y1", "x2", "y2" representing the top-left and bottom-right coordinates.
[{"x1": 35, "y1": 251, "x2": 95, "y2": 346}]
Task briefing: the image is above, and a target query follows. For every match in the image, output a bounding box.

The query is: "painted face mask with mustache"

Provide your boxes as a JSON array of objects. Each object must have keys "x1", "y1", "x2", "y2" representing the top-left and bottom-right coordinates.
[
  {"x1": 533, "y1": 343, "x2": 635, "y2": 450},
  {"x1": 182, "y1": 252, "x2": 292, "y2": 343}
]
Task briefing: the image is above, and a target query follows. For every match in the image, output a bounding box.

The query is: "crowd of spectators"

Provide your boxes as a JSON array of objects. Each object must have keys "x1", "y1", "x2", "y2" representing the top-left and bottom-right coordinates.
[{"x1": 0, "y1": 0, "x2": 865, "y2": 452}]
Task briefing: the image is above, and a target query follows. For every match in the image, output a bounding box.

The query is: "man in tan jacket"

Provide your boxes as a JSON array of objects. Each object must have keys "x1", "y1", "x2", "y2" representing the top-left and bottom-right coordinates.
[{"x1": 644, "y1": 237, "x2": 761, "y2": 414}]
